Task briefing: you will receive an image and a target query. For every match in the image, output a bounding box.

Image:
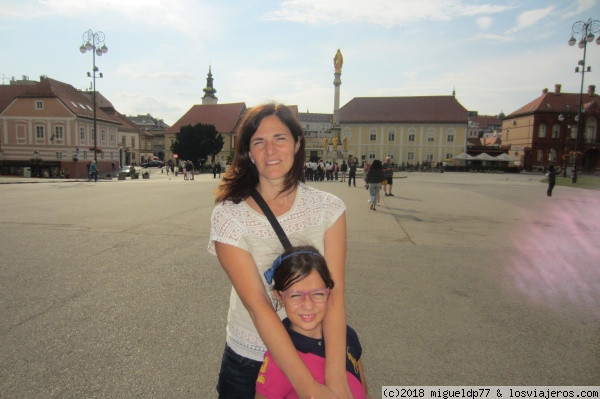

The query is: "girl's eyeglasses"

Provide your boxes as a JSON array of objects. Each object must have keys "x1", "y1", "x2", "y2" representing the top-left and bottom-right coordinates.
[{"x1": 280, "y1": 288, "x2": 330, "y2": 306}]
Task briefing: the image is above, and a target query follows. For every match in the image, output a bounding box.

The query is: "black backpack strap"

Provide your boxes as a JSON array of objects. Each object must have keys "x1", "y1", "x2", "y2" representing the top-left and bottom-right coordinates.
[{"x1": 251, "y1": 189, "x2": 292, "y2": 250}]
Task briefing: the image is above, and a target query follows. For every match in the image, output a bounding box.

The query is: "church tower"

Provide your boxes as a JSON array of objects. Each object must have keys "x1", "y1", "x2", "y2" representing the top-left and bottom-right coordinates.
[{"x1": 202, "y1": 65, "x2": 218, "y2": 105}]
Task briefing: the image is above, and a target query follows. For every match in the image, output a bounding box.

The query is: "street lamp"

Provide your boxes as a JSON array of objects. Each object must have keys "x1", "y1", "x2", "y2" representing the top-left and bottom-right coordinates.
[
  {"x1": 567, "y1": 18, "x2": 600, "y2": 183},
  {"x1": 558, "y1": 112, "x2": 578, "y2": 177},
  {"x1": 79, "y1": 29, "x2": 108, "y2": 163}
]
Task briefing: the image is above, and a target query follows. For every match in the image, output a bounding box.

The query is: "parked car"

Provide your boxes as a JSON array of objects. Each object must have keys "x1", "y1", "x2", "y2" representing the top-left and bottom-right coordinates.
[
  {"x1": 141, "y1": 160, "x2": 164, "y2": 168},
  {"x1": 118, "y1": 165, "x2": 138, "y2": 177}
]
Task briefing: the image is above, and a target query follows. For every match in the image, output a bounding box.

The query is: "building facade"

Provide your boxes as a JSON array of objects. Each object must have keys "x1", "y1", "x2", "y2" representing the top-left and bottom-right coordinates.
[
  {"x1": 502, "y1": 84, "x2": 600, "y2": 172},
  {"x1": 0, "y1": 76, "x2": 125, "y2": 178},
  {"x1": 339, "y1": 96, "x2": 469, "y2": 165}
]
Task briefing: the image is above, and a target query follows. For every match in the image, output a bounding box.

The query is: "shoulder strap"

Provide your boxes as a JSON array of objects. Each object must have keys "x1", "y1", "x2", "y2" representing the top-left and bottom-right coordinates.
[{"x1": 251, "y1": 189, "x2": 292, "y2": 250}]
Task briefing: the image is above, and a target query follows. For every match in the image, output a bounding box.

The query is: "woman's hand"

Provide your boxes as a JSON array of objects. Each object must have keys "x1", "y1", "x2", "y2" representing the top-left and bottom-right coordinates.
[{"x1": 297, "y1": 381, "x2": 340, "y2": 399}]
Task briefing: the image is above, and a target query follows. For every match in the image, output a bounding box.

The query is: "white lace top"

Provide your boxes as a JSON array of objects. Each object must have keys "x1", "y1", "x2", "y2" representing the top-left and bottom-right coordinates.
[{"x1": 208, "y1": 183, "x2": 346, "y2": 361}]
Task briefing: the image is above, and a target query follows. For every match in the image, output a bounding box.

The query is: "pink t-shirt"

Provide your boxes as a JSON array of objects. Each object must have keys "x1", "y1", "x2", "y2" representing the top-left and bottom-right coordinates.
[{"x1": 255, "y1": 351, "x2": 365, "y2": 399}]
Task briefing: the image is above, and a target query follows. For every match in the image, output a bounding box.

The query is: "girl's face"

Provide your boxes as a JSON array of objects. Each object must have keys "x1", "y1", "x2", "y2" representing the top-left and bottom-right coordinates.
[
  {"x1": 249, "y1": 115, "x2": 300, "y2": 186},
  {"x1": 275, "y1": 270, "x2": 328, "y2": 339}
]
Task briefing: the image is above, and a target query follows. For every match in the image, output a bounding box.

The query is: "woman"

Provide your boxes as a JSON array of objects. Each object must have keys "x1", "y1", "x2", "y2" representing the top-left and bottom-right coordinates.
[
  {"x1": 209, "y1": 103, "x2": 352, "y2": 399},
  {"x1": 365, "y1": 160, "x2": 385, "y2": 211}
]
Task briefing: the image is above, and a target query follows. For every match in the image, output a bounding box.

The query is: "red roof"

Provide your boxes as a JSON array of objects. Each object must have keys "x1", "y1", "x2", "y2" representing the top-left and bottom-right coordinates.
[
  {"x1": 2, "y1": 77, "x2": 118, "y2": 124},
  {"x1": 507, "y1": 88, "x2": 600, "y2": 117},
  {"x1": 167, "y1": 103, "x2": 247, "y2": 134},
  {"x1": 340, "y1": 96, "x2": 468, "y2": 124}
]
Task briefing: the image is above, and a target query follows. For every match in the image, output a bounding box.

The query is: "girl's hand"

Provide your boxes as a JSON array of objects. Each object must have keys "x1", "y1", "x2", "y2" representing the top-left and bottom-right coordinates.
[{"x1": 298, "y1": 382, "x2": 340, "y2": 399}]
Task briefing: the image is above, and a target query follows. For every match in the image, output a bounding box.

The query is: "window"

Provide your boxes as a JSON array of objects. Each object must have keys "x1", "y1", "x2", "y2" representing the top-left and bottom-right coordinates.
[
  {"x1": 122, "y1": 136, "x2": 127, "y2": 145},
  {"x1": 552, "y1": 124, "x2": 560, "y2": 139},
  {"x1": 426, "y1": 153, "x2": 434, "y2": 161},
  {"x1": 110, "y1": 132, "x2": 115, "y2": 144},
  {"x1": 36, "y1": 126, "x2": 44, "y2": 139},
  {"x1": 83, "y1": 150, "x2": 88, "y2": 160},
  {"x1": 447, "y1": 129, "x2": 455, "y2": 142},
  {"x1": 388, "y1": 129, "x2": 395, "y2": 142},
  {"x1": 147, "y1": 142, "x2": 151, "y2": 150},
  {"x1": 56, "y1": 152, "x2": 62, "y2": 159},
  {"x1": 368, "y1": 152, "x2": 375, "y2": 160},
  {"x1": 585, "y1": 126, "x2": 596, "y2": 143},
  {"x1": 427, "y1": 128, "x2": 435, "y2": 142},
  {"x1": 407, "y1": 152, "x2": 415, "y2": 160},
  {"x1": 91, "y1": 128, "x2": 95, "y2": 142},
  {"x1": 131, "y1": 137, "x2": 136, "y2": 148},
  {"x1": 446, "y1": 152, "x2": 453, "y2": 160},
  {"x1": 101, "y1": 129, "x2": 106, "y2": 142},
  {"x1": 538, "y1": 124, "x2": 546, "y2": 138},
  {"x1": 55, "y1": 126, "x2": 64, "y2": 139},
  {"x1": 549, "y1": 148, "x2": 557, "y2": 162},
  {"x1": 536, "y1": 149, "x2": 544, "y2": 162},
  {"x1": 369, "y1": 128, "x2": 376, "y2": 141},
  {"x1": 80, "y1": 127, "x2": 86, "y2": 141},
  {"x1": 408, "y1": 128, "x2": 416, "y2": 142},
  {"x1": 35, "y1": 100, "x2": 43, "y2": 110},
  {"x1": 570, "y1": 126, "x2": 576, "y2": 139}
]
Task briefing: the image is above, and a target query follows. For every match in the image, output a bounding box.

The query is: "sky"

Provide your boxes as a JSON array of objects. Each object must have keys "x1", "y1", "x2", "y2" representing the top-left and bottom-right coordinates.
[{"x1": 1, "y1": 0, "x2": 600, "y2": 126}]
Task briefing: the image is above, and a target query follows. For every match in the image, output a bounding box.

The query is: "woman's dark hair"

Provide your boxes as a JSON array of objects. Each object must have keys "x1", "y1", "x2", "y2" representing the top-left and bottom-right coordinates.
[
  {"x1": 272, "y1": 245, "x2": 335, "y2": 294},
  {"x1": 370, "y1": 159, "x2": 383, "y2": 170},
  {"x1": 214, "y1": 102, "x2": 305, "y2": 204},
  {"x1": 548, "y1": 165, "x2": 555, "y2": 172}
]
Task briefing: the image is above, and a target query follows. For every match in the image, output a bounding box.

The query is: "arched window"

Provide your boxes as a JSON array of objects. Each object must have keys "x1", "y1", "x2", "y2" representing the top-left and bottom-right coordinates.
[{"x1": 552, "y1": 124, "x2": 560, "y2": 139}]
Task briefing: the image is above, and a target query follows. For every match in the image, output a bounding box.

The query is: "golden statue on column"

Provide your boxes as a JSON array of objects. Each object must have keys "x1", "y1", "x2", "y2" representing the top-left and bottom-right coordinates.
[
  {"x1": 332, "y1": 136, "x2": 338, "y2": 149},
  {"x1": 334, "y1": 49, "x2": 343, "y2": 73}
]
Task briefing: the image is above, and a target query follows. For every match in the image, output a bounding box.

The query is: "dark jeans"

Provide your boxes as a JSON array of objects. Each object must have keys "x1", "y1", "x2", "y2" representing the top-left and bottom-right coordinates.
[
  {"x1": 217, "y1": 345, "x2": 263, "y2": 399},
  {"x1": 348, "y1": 172, "x2": 356, "y2": 186},
  {"x1": 547, "y1": 182, "x2": 556, "y2": 197}
]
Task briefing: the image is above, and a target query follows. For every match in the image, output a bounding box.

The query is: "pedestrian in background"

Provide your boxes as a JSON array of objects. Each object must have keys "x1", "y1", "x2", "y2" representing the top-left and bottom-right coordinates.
[
  {"x1": 546, "y1": 165, "x2": 561, "y2": 197},
  {"x1": 383, "y1": 156, "x2": 395, "y2": 196},
  {"x1": 366, "y1": 159, "x2": 385, "y2": 211},
  {"x1": 348, "y1": 157, "x2": 358, "y2": 187}
]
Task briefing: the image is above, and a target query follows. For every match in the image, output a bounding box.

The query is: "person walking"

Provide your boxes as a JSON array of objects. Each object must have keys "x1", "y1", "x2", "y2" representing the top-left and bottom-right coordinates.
[
  {"x1": 209, "y1": 102, "x2": 351, "y2": 398},
  {"x1": 383, "y1": 156, "x2": 395, "y2": 196},
  {"x1": 366, "y1": 159, "x2": 385, "y2": 211},
  {"x1": 213, "y1": 161, "x2": 219, "y2": 178},
  {"x1": 256, "y1": 245, "x2": 372, "y2": 399},
  {"x1": 340, "y1": 160, "x2": 347, "y2": 182},
  {"x1": 348, "y1": 157, "x2": 358, "y2": 187},
  {"x1": 546, "y1": 165, "x2": 561, "y2": 197},
  {"x1": 89, "y1": 160, "x2": 98, "y2": 182}
]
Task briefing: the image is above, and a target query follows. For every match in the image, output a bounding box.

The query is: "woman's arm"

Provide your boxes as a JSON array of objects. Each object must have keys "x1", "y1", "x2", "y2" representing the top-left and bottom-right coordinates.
[
  {"x1": 322, "y1": 213, "x2": 354, "y2": 398},
  {"x1": 215, "y1": 241, "x2": 338, "y2": 399},
  {"x1": 358, "y1": 359, "x2": 373, "y2": 399}
]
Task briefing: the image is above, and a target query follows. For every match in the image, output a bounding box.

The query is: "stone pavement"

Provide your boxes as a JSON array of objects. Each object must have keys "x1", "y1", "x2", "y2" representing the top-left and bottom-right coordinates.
[{"x1": 0, "y1": 171, "x2": 598, "y2": 398}]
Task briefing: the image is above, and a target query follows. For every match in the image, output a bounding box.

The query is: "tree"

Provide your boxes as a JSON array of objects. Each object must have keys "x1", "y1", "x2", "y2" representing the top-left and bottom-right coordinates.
[{"x1": 171, "y1": 123, "x2": 224, "y2": 168}]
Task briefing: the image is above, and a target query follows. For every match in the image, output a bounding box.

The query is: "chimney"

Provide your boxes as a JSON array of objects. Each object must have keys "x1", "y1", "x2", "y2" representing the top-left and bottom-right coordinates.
[
  {"x1": 554, "y1": 84, "x2": 561, "y2": 95},
  {"x1": 588, "y1": 85, "x2": 596, "y2": 96},
  {"x1": 542, "y1": 88, "x2": 548, "y2": 94}
]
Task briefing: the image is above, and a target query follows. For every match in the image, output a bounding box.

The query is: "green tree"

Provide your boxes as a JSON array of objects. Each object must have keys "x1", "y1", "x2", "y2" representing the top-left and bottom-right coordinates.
[{"x1": 171, "y1": 123, "x2": 224, "y2": 169}]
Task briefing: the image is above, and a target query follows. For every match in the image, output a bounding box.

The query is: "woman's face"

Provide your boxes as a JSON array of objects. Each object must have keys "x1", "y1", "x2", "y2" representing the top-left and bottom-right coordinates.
[
  {"x1": 249, "y1": 115, "x2": 299, "y2": 186},
  {"x1": 276, "y1": 270, "x2": 328, "y2": 339}
]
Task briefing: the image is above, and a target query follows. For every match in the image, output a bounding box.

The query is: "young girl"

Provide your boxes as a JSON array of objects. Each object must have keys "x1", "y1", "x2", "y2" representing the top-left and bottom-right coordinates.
[{"x1": 255, "y1": 246, "x2": 372, "y2": 399}]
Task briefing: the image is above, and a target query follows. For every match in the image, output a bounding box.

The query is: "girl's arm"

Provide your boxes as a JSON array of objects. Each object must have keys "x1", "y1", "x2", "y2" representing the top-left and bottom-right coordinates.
[
  {"x1": 215, "y1": 242, "x2": 338, "y2": 399},
  {"x1": 322, "y1": 213, "x2": 354, "y2": 398}
]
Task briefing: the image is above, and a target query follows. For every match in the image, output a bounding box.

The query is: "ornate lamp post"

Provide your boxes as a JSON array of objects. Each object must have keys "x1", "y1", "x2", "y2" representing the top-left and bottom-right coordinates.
[
  {"x1": 79, "y1": 29, "x2": 108, "y2": 163},
  {"x1": 567, "y1": 18, "x2": 600, "y2": 183}
]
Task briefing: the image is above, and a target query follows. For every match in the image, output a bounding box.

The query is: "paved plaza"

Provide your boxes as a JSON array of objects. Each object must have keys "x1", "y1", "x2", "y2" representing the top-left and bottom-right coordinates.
[{"x1": 1, "y1": 170, "x2": 599, "y2": 398}]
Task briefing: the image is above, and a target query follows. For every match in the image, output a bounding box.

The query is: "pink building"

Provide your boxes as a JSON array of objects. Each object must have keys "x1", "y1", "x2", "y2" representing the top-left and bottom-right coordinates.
[{"x1": 0, "y1": 76, "x2": 126, "y2": 178}]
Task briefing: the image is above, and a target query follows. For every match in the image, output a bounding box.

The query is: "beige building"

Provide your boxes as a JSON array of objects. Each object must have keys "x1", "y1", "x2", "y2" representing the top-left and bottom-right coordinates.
[
  {"x1": 339, "y1": 96, "x2": 469, "y2": 165},
  {"x1": 0, "y1": 76, "x2": 125, "y2": 178}
]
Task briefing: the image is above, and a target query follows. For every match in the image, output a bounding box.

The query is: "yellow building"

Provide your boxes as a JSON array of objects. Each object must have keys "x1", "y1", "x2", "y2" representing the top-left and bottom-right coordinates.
[{"x1": 339, "y1": 96, "x2": 468, "y2": 165}]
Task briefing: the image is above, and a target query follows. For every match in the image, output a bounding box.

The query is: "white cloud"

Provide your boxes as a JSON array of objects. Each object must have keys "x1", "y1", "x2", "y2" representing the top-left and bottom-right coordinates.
[
  {"x1": 507, "y1": 6, "x2": 556, "y2": 34},
  {"x1": 263, "y1": 0, "x2": 513, "y2": 27},
  {"x1": 476, "y1": 16, "x2": 493, "y2": 30}
]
